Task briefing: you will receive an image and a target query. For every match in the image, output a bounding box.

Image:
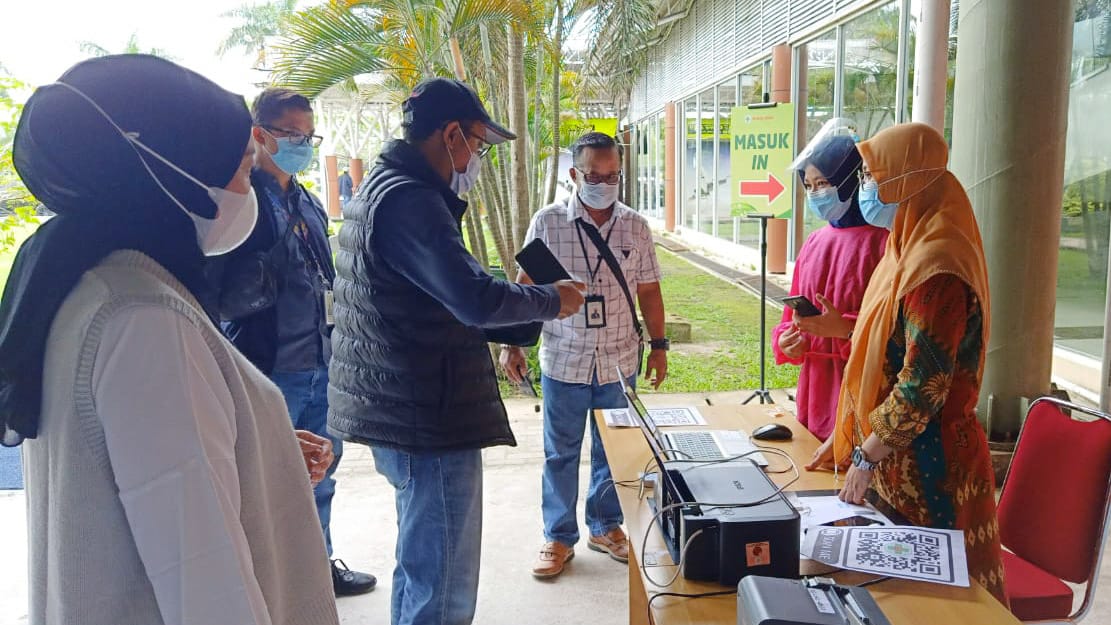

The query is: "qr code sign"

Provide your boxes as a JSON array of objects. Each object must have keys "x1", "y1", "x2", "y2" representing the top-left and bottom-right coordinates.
[{"x1": 844, "y1": 528, "x2": 954, "y2": 583}]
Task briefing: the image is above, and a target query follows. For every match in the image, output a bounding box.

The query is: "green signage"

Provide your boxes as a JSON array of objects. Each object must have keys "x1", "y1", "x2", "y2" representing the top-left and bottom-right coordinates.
[{"x1": 729, "y1": 104, "x2": 794, "y2": 218}]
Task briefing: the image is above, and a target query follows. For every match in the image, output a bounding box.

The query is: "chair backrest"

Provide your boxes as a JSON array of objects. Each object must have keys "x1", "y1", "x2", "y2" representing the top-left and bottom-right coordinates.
[{"x1": 997, "y1": 397, "x2": 1111, "y2": 584}]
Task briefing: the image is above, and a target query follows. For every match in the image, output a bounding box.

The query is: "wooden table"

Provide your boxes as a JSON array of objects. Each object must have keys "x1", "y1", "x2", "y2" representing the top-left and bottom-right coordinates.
[{"x1": 594, "y1": 403, "x2": 1021, "y2": 625}]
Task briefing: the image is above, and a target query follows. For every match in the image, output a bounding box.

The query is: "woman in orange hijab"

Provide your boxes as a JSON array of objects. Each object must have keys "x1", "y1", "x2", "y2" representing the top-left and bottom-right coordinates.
[{"x1": 806, "y1": 123, "x2": 1006, "y2": 604}]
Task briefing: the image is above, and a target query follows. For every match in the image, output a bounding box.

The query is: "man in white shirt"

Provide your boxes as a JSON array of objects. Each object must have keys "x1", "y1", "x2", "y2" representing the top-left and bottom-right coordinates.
[{"x1": 501, "y1": 132, "x2": 670, "y2": 579}]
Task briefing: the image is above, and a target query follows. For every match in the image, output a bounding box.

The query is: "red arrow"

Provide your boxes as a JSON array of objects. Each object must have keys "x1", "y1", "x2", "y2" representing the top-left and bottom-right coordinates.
[{"x1": 739, "y1": 174, "x2": 786, "y2": 204}]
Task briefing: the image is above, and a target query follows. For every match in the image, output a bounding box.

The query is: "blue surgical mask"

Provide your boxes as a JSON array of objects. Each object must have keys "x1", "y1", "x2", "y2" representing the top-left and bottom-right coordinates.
[
  {"x1": 446, "y1": 128, "x2": 482, "y2": 195},
  {"x1": 806, "y1": 186, "x2": 852, "y2": 222},
  {"x1": 858, "y1": 180, "x2": 898, "y2": 229},
  {"x1": 265, "y1": 134, "x2": 316, "y2": 175}
]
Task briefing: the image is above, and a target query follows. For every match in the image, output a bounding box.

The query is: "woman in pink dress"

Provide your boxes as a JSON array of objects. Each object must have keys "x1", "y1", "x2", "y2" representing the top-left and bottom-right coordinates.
[{"x1": 773, "y1": 133, "x2": 888, "y2": 439}]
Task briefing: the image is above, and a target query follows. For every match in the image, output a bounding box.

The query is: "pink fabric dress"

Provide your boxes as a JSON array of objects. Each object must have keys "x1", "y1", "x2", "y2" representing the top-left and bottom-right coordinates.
[{"x1": 772, "y1": 224, "x2": 888, "y2": 440}]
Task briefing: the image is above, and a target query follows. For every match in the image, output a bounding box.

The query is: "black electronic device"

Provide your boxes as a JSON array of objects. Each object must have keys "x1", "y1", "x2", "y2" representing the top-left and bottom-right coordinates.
[
  {"x1": 752, "y1": 423, "x2": 794, "y2": 441},
  {"x1": 781, "y1": 295, "x2": 822, "y2": 318},
  {"x1": 823, "y1": 515, "x2": 883, "y2": 528},
  {"x1": 660, "y1": 460, "x2": 801, "y2": 585},
  {"x1": 515, "y1": 238, "x2": 572, "y2": 284},
  {"x1": 738, "y1": 576, "x2": 892, "y2": 625}
]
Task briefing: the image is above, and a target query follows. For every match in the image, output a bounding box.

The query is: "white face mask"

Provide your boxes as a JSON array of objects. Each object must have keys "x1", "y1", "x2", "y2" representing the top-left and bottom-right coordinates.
[
  {"x1": 446, "y1": 128, "x2": 482, "y2": 195},
  {"x1": 52, "y1": 81, "x2": 259, "y2": 256}
]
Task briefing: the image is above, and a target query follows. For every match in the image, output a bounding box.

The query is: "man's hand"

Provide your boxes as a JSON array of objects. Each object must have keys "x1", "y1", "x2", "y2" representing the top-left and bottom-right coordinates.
[
  {"x1": 499, "y1": 345, "x2": 529, "y2": 384},
  {"x1": 295, "y1": 430, "x2": 334, "y2": 486},
  {"x1": 795, "y1": 294, "x2": 853, "y2": 339},
  {"x1": 778, "y1": 324, "x2": 806, "y2": 360},
  {"x1": 645, "y1": 349, "x2": 668, "y2": 389},
  {"x1": 554, "y1": 280, "x2": 587, "y2": 319}
]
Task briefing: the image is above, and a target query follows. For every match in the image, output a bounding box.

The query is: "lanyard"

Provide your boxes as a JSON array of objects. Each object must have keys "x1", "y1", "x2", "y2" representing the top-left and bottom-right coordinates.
[
  {"x1": 267, "y1": 187, "x2": 330, "y2": 287},
  {"x1": 574, "y1": 218, "x2": 615, "y2": 284}
]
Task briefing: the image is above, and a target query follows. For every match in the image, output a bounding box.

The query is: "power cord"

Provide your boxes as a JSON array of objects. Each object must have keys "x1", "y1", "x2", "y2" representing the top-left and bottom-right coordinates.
[{"x1": 647, "y1": 589, "x2": 734, "y2": 625}]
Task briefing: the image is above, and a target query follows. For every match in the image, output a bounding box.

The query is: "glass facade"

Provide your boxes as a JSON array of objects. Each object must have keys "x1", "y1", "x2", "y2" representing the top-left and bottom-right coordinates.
[{"x1": 1054, "y1": 3, "x2": 1111, "y2": 360}]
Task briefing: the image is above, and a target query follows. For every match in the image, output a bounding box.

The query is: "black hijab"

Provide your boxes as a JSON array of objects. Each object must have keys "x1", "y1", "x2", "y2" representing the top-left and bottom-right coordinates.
[
  {"x1": 0, "y1": 55, "x2": 252, "y2": 445},
  {"x1": 797, "y1": 135, "x2": 868, "y2": 229}
]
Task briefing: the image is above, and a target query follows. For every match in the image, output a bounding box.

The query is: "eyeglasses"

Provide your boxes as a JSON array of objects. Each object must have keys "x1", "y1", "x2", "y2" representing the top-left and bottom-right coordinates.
[
  {"x1": 857, "y1": 170, "x2": 875, "y2": 184},
  {"x1": 262, "y1": 125, "x2": 324, "y2": 148},
  {"x1": 575, "y1": 168, "x2": 623, "y2": 185},
  {"x1": 464, "y1": 131, "x2": 494, "y2": 159}
]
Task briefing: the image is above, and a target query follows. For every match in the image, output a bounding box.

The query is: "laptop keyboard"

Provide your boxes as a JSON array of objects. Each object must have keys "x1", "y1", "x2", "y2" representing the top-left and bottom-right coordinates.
[{"x1": 669, "y1": 431, "x2": 724, "y2": 460}]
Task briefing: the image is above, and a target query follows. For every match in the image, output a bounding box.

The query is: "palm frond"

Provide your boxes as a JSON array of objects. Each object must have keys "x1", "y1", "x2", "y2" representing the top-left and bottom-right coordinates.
[{"x1": 271, "y1": 4, "x2": 392, "y2": 97}]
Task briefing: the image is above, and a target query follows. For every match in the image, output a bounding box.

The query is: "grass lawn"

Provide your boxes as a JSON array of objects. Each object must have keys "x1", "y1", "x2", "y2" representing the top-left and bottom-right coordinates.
[{"x1": 498, "y1": 246, "x2": 800, "y2": 396}]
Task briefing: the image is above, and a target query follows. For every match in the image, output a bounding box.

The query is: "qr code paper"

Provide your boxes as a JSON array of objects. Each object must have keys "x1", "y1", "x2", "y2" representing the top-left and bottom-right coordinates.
[{"x1": 845, "y1": 528, "x2": 954, "y2": 583}]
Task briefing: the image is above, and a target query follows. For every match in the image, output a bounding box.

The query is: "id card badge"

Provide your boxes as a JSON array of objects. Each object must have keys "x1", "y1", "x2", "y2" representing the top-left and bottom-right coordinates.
[
  {"x1": 584, "y1": 294, "x2": 606, "y2": 328},
  {"x1": 324, "y1": 290, "x2": 336, "y2": 326}
]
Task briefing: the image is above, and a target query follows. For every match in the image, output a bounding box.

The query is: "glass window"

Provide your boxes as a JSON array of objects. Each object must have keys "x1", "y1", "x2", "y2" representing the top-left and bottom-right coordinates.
[
  {"x1": 803, "y1": 30, "x2": 837, "y2": 143},
  {"x1": 906, "y1": 0, "x2": 958, "y2": 142},
  {"x1": 656, "y1": 111, "x2": 666, "y2": 220},
  {"x1": 716, "y1": 81, "x2": 736, "y2": 243},
  {"x1": 683, "y1": 98, "x2": 698, "y2": 230},
  {"x1": 799, "y1": 30, "x2": 838, "y2": 237},
  {"x1": 842, "y1": 2, "x2": 900, "y2": 140},
  {"x1": 699, "y1": 87, "x2": 716, "y2": 235},
  {"x1": 739, "y1": 65, "x2": 765, "y2": 106},
  {"x1": 1055, "y1": 3, "x2": 1111, "y2": 360},
  {"x1": 639, "y1": 120, "x2": 649, "y2": 213},
  {"x1": 734, "y1": 65, "x2": 766, "y2": 246}
]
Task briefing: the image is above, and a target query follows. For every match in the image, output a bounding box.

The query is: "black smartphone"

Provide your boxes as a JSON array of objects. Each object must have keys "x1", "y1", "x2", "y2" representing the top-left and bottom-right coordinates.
[{"x1": 781, "y1": 295, "x2": 822, "y2": 317}]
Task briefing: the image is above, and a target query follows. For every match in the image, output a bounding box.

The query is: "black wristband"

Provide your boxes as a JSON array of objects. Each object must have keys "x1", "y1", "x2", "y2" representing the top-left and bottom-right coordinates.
[{"x1": 649, "y1": 338, "x2": 670, "y2": 351}]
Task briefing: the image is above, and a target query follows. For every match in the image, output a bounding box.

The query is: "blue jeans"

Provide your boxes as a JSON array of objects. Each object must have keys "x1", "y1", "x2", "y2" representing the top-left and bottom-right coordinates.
[
  {"x1": 540, "y1": 374, "x2": 629, "y2": 546},
  {"x1": 372, "y1": 447, "x2": 483, "y2": 625},
  {"x1": 270, "y1": 366, "x2": 341, "y2": 557}
]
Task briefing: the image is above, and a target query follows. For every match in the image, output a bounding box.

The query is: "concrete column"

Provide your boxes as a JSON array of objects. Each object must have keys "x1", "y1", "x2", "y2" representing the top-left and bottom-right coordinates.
[
  {"x1": 771, "y1": 44, "x2": 791, "y2": 104},
  {"x1": 950, "y1": 0, "x2": 1074, "y2": 439},
  {"x1": 767, "y1": 44, "x2": 792, "y2": 269},
  {"x1": 664, "y1": 102, "x2": 677, "y2": 232},
  {"x1": 911, "y1": 0, "x2": 951, "y2": 132},
  {"x1": 350, "y1": 158, "x2": 365, "y2": 188},
  {"x1": 324, "y1": 154, "x2": 341, "y2": 219}
]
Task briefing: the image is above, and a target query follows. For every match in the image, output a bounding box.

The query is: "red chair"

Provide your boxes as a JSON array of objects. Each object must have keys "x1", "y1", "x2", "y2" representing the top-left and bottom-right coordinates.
[{"x1": 997, "y1": 396, "x2": 1111, "y2": 623}]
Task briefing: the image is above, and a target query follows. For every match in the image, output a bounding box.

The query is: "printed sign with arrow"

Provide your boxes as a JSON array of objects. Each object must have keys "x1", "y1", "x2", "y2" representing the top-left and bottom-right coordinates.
[
  {"x1": 739, "y1": 173, "x2": 786, "y2": 204},
  {"x1": 730, "y1": 103, "x2": 795, "y2": 219}
]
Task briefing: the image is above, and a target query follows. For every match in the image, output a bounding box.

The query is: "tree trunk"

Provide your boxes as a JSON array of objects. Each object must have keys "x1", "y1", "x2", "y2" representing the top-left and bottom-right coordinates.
[
  {"x1": 449, "y1": 37, "x2": 467, "y2": 81},
  {"x1": 545, "y1": 2, "x2": 563, "y2": 206},
  {"x1": 479, "y1": 173, "x2": 516, "y2": 280},
  {"x1": 531, "y1": 37, "x2": 545, "y2": 214},
  {"x1": 463, "y1": 207, "x2": 487, "y2": 269},
  {"x1": 506, "y1": 25, "x2": 531, "y2": 253}
]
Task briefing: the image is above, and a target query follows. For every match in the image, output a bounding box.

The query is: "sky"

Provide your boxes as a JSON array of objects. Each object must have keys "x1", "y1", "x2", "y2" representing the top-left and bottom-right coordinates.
[{"x1": 0, "y1": 0, "x2": 268, "y2": 99}]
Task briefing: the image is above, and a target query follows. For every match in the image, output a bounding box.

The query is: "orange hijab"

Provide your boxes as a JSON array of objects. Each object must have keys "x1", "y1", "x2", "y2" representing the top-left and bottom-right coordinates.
[{"x1": 833, "y1": 123, "x2": 991, "y2": 463}]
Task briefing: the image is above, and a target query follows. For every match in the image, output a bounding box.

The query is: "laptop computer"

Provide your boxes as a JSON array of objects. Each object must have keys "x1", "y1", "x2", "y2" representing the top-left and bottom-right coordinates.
[{"x1": 616, "y1": 369, "x2": 767, "y2": 466}]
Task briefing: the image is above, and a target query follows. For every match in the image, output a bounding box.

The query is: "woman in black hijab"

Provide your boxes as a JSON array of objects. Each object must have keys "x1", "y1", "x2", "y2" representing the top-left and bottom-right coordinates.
[
  {"x1": 772, "y1": 125, "x2": 890, "y2": 441},
  {"x1": 2, "y1": 55, "x2": 340, "y2": 625}
]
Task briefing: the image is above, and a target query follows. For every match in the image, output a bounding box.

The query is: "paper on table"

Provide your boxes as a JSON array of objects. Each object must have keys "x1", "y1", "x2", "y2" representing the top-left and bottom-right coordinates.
[
  {"x1": 601, "y1": 406, "x2": 707, "y2": 428},
  {"x1": 801, "y1": 525, "x2": 970, "y2": 588}
]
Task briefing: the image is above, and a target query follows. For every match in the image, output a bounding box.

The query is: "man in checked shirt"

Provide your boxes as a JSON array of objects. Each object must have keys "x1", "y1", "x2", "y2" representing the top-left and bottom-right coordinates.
[{"x1": 501, "y1": 132, "x2": 670, "y2": 579}]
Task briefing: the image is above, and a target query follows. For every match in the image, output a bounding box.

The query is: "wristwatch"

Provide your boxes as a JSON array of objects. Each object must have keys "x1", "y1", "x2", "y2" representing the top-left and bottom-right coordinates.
[
  {"x1": 649, "y1": 338, "x2": 670, "y2": 351},
  {"x1": 851, "y1": 446, "x2": 878, "y2": 471}
]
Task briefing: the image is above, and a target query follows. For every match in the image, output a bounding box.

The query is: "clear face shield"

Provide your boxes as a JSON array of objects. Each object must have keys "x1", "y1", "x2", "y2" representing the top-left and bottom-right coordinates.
[{"x1": 788, "y1": 117, "x2": 860, "y2": 188}]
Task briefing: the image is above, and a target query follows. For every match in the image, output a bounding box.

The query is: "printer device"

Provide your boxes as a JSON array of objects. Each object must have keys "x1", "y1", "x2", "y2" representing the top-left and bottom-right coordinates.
[
  {"x1": 617, "y1": 370, "x2": 800, "y2": 586},
  {"x1": 738, "y1": 576, "x2": 892, "y2": 625}
]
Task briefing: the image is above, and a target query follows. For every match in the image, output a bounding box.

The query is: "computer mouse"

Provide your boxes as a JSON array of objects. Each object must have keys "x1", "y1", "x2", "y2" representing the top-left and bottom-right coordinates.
[{"x1": 752, "y1": 422, "x2": 793, "y2": 441}]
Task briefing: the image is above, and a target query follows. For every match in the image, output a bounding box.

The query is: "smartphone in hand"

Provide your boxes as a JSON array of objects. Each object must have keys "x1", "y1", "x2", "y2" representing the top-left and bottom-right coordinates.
[{"x1": 781, "y1": 295, "x2": 822, "y2": 317}]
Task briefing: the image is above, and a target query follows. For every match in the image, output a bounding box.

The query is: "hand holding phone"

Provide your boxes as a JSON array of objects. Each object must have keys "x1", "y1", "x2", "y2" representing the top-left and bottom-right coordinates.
[{"x1": 781, "y1": 295, "x2": 822, "y2": 317}]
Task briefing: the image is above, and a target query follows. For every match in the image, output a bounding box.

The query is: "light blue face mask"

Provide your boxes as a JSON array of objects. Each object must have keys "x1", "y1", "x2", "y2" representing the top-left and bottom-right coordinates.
[
  {"x1": 806, "y1": 183, "x2": 854, "y2": 223},
  {"x1": 858, "y1": 180, "x2": 898, "y2": 229},
  {"x1": 265, "y1": 133, "x2": 316, "y2": 175}
]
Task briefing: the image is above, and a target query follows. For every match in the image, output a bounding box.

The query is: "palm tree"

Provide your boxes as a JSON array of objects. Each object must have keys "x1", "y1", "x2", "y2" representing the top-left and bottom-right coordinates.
[
  {"x1": 217, "y1": 0, "x2": 298, "y2": 70},
  {"x1": 267, "y1": 0, "x2": 656, "y2": 272},
  {"x1": 79, "y1": 32, "x2": 176, "y2": 60}
]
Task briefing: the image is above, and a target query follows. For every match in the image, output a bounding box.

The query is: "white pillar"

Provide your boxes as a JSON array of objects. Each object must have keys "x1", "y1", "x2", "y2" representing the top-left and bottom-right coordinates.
[{"x1": 911, "y1": 0, "x2": 951, "y2": 132}]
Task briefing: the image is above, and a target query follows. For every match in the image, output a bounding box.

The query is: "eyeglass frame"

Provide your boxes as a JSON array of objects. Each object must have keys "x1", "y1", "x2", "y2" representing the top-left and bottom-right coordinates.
[
  {"x1": 574, "y1": 167, "x2": 623, "y2": 185},
  {"x1": 261, "y1": 124, "x2": 324, "y2": 148}
]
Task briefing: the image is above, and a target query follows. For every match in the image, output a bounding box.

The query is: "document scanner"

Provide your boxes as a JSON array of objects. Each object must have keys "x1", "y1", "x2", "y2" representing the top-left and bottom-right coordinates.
[{"x1": 738, "y1": 576, "x2": 892, "y2": 625}]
